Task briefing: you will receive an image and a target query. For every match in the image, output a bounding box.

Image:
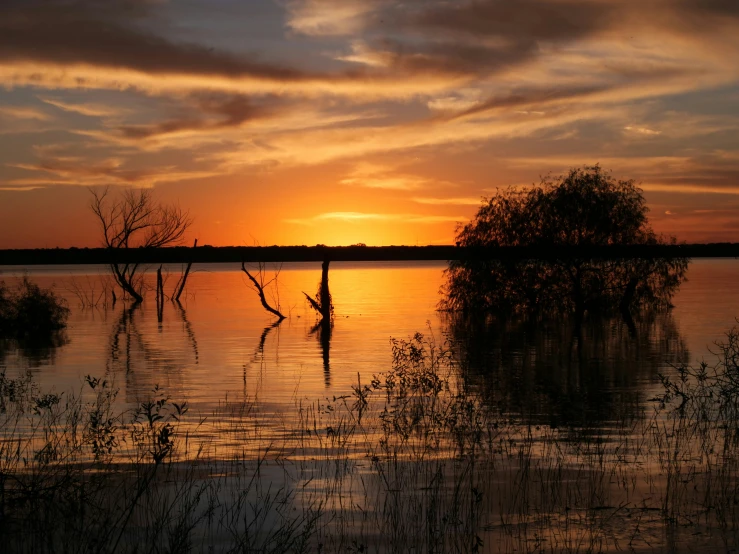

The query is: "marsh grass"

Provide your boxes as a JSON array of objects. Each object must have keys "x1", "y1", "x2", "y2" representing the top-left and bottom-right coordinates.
[{"x1": 3, "y1": 329, "x2": 739, "y2": 552}]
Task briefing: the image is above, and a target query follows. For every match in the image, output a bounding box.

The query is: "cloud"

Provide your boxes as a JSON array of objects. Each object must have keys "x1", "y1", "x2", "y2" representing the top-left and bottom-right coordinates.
[
  {"x1": 0, "y1": 105, "x2": 51, "y2": 121},
  {"x1": 39, "y1": 97, "x2": 124, "y2": 117},
  {"x1": 339, "y1": 162, "x2": 430, "y2": 190},
  {"x1": 285, "y1": 211, "x2": 466, "y2": 225},
  {"x1": 1, "y1": 0, "x2": 738, "y2": 206},
  {"x1": 8, "y1": 154, "x2": 221, "y2": 188},
  {"x1": 413, "y1": 197, "x2": 482, "y2": 206},
  {"x1": 114, "y1": 93, "x2": 279, "y2": 140},
  {"x1": 623, "y1": 125, "x2": 662, "y2": 137},
  {"x1": 408, "y1": 0, "x2": 615, "y2": 42},
  {"x1": 503, "y1": 152, "x2": 739, "y2": 196},
  {"x1": 286, "y1": 0, "x2": 378, "y2": 36},
  {"x1": 0, "y1": 4, "x2": 315, "y2": 83}
]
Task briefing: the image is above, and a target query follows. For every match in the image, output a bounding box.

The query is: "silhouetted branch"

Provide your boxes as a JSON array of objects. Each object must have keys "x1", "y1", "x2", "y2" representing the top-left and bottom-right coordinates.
[
  {"x1": 303, "y1": 292, "x2": 321, "y2": 313},
  {"x1": 241, "y1": 261, "x2": 285, "y2": 320},
  {"x1": 173, "y1": 239, "x2": 197, "y2": 302}
]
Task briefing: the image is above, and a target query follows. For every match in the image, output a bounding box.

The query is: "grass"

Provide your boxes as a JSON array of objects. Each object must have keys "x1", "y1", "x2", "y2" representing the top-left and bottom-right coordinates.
[{"x1": 2, "y1": 326, "x2": 739, "y2": 552}]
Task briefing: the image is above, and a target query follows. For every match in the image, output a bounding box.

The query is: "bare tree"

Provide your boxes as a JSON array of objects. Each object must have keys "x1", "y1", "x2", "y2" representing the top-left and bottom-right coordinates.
[{"x1": 90, "y1": 187, "x2": 192, "y2": 304}]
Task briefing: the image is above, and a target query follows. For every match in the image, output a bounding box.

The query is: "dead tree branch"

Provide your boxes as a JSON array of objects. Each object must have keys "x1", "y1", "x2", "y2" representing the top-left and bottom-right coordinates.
[{"x1": 241, "y1": 261, "x2": 286, "y2": 321}]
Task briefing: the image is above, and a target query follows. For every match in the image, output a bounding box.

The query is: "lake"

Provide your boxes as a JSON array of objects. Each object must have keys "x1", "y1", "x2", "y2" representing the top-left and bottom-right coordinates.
[
  {"x1": 3, "y1": 259, "x2": 737, "y2": 414},
  {"x1": 3, "y1": 259, "x2": 739, "y2": 552}
]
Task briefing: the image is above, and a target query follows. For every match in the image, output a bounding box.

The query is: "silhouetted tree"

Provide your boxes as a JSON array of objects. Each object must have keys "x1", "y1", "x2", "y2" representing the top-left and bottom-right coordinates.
[
  {"x1": 442, "y1": 166, "x2": 688, "y2": 316},
  {"x1": 90, "y1": 187, "x2": 192, "y2": 303}
]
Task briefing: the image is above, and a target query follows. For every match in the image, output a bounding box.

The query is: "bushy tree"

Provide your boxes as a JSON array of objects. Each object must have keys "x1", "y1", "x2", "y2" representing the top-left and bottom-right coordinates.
[{"x1": 442, "y1": 166, "x2": 688, "y2": 315}]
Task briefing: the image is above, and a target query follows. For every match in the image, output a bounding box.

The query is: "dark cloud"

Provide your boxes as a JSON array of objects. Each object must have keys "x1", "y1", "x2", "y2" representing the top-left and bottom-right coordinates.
[
  {"x1": 371, "y1": 38, "x2": 536, "y2": 76},
  {"x1": 116, "y1": 94, "x2": 279, "y2": 139},
  {"x1": 0, "y1": 3, "x2": 316, "y2": 81},
  {"x1": 448, "y1": 85, "x2": 611, "y2": 120},
  {"x1": 325, "y1": 0, "x2": 615, "y2": 81},
  {"x1": 2, "y1": 0, "x2": 737, "y2": 97},
  {"x1": 353, "y1": 0, "x2": 738, "y2": 82},
  {"x1": 407, "y1": 0, "x2": 615, "y2": 42},
  {"x1": 679, "y1": 0, "x2": 739, "y2": 18}
]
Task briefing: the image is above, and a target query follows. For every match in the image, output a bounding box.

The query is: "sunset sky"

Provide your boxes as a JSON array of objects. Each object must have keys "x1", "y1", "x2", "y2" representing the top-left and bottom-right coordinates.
[{"x1": 1, "y1": 0, "x2": 738, "y2": 248}]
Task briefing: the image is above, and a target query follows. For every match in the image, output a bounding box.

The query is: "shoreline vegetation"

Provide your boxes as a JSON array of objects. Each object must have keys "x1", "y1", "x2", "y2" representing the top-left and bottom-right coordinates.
[
  {"x1": 2, "y1": 327, "x2": 739, "y2": 552},
  {"x1": 1, "y1": 243, "x2": 739, "y2": 266}
]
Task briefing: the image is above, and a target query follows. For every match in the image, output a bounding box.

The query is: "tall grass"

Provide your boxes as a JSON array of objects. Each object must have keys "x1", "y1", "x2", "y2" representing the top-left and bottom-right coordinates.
[{"x1": 2, "y1": 327, "x2": 739, "y2": 552}]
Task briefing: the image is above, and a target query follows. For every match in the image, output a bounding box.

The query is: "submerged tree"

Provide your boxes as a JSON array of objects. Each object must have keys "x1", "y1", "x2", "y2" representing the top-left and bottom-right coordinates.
[
  {"x1": 90, "y1": 187, "x2": 192, "y2": 303},
  {"x1": 442, "y1": 166, "x2": 688, "y2": 315}
]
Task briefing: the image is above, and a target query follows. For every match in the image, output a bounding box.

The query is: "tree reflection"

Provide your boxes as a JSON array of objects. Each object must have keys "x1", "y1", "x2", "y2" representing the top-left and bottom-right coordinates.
[
  {"x1": 449, "y1": 310, "x2": 689, "y2": 427},
  {"x1": 107, "y1": 303, "x2": 199, "y2": 401},
  {"x1": 309, "y1": 319, "x2": 332, "y2": 388},
  {"x1": 0, "y1": 332, "x2": 68, "y2": 370},
  {"x1": 243, "y1": 320, "x2": 282, "y2": 395}
]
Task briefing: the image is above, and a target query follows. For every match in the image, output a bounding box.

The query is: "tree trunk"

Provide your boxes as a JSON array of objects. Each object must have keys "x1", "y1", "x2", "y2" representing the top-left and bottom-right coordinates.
[
  {"x1": 319, "y1": 260, "x2": 332, "y2": 322},
  {"x1": 111, "y1": 262, "x2": 143, "y2": 303},
  {"x1": 303, "y1": 260, "x2": 333, "y2": 323}
]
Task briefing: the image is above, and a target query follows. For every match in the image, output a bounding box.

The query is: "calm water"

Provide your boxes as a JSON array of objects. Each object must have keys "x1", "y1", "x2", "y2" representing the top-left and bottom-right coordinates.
[
  {"x1": 4, "y1": 259, "x2": 739, "y2": 552},
  {"x1": 2, "y1": 259, "x2": 739, "y2": 425}
]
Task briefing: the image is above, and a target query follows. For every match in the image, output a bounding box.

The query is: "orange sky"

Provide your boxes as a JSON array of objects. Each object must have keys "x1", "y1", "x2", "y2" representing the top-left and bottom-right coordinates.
[{"x1": 1, "y1": 0, "x2": 739, "y2": 247}]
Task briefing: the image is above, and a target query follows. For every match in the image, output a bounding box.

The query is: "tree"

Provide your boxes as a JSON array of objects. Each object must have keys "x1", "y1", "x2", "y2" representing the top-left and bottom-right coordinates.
[
  {"x1": 442, "y1": 166, "x2": 688, "y2": 316},
  {"x1": 90, "y1": 187, "x2": 192, "y2": 303}
]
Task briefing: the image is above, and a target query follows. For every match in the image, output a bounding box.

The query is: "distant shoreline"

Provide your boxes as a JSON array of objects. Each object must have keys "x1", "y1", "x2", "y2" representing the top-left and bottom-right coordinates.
[{"x1": 1, "y1": 244, "x2": 739, "y2": 265}]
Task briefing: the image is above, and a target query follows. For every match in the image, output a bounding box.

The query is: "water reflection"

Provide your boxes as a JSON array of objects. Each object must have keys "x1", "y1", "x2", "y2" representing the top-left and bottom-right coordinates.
[
  {"x1": 244, "y1": 320, "x2": 282, "y2": 394},
  {"x1": 107, "y1": 303, "x2": 199, "y2": 401},
  {"x1": 0, "y1": 332, "x2": 68, "y2": 369},
  {"x1": 309, "y1": 319, "x2": 332, "y2": 387},
  {"x1": 450, "y1": 310, "x2": 689, "y2": 427}
]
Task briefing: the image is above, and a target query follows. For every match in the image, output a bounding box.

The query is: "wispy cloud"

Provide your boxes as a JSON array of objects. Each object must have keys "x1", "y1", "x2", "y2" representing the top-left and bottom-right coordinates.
[
  {"x1": 286, "y1": 0, "x2": 376, "y2": 36},
  {"x1": 285, "y1": 211, "x2": 466, "y2": 225},
  {"x1": 0, "y1": 105, "x2": 51, "y2": 121},
  {"x1": 623, "y1": 125, "x2": 662, "y2": 137},
  {"x1": 8, "y1": 154, "x2": 221, "y2": 188},
  {"x1": 39, "y1": 97, "x2": 124, "y2": 117},
  {"x1": 339, "y1": 162, "x2": 431, "y2": 191},
  {"x1": 412, "y1": 197, "x2": 482, "y2": 206}
]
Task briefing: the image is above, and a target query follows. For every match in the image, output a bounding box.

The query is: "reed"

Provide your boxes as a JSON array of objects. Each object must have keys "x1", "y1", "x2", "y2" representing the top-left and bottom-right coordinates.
[{"x1": 2, "y1": 327, "x2": 739, "y2": 552}]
